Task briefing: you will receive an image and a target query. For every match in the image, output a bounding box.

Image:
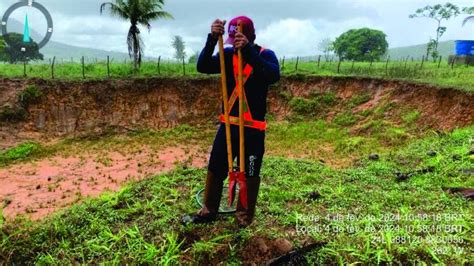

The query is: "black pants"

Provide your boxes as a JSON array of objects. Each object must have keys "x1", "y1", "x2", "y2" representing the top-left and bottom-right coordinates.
[{"x1": 208, "y1": 124, "x2": 265, "y2": 179}]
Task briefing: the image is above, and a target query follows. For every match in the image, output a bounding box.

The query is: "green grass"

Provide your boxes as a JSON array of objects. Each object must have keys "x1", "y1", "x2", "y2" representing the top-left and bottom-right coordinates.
[
  {"x1": 1, "y1": 59, "x2": 474, "y2": 92},
  {"x1": 0, "y1": 142, "x2": 43, "y2": 166},
  {"x1": 1, "y1": 126, "x2": 472, "y2": 264},
  {"x1": 284, "y1": 60, "x2": 474, "y2": 93}
]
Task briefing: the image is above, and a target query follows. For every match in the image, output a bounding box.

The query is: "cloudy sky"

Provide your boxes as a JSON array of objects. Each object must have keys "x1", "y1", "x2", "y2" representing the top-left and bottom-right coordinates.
[{"x1": 1, "y1": 0, "x2": 473, "y2": 59}]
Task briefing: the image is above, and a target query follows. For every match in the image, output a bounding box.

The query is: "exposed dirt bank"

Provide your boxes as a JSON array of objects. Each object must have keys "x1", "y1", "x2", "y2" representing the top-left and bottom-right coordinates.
[{"x1": 0, "y1": 76, "x2": 473, "y2": 147}]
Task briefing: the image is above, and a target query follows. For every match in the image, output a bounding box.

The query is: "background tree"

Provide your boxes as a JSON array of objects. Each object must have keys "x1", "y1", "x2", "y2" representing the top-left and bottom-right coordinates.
[
  {"x1": 188, "y1": 51, "x2": 199, "y2": 64},
  {"x1": 409, "y1": 3, "x2": 461, "y2": 61},
  {"x1": 100, "y1": 0, "x2": 173, "y2": 70},
  {"x1": 332, "y1": 28, "x2": 388, "y2": 61},
  {"x1": 0, "y1": 36, "x2": 7, "y2": 62},
  {"x1": 2, "y1": 33, "x2": 43, "y2": 63},
  {"x1": 462, "y1": 7, "x2": 474, "y2": 26},
  {"x1": 318, "y1": 38, "x2": 334, "y2": 61},
  {"x1": 172, "y1": 35, "x2": 186, "y2": 61}
]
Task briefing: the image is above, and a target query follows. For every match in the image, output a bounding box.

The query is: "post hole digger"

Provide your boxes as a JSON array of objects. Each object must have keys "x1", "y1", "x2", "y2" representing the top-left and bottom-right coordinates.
[{"x1": 183, "y1": 16, "x2": 280, "y2": 227}]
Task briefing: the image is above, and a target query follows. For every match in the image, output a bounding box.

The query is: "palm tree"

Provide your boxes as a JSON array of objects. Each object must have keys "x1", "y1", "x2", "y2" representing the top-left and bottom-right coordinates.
[
  {"x1": 463, "y1": 16, "x2": 474, "y2": 26},
  {"x1": 100, "y1": 0, "x2": 172, "y2": 69}
]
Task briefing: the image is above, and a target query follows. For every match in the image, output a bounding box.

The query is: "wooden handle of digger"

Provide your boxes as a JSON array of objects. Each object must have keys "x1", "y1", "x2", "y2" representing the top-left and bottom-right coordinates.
[
  {"x1": 218, "y1": 35, "x2": 234, "y2": 170},
  {"x1": 237, "y1": 22, "x2": 245, "y2": 173}
]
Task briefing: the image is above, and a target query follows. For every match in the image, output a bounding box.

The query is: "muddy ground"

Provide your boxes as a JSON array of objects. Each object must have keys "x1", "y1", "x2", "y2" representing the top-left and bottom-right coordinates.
[{"x1": 0, "y1": 145, "x2": 208, "y2": 220}]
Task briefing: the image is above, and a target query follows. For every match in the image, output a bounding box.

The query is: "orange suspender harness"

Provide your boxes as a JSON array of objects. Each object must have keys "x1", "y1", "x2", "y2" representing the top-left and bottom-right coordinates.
[{"x1": 219, "y1": 48, "x2": 267, "y2": 131}]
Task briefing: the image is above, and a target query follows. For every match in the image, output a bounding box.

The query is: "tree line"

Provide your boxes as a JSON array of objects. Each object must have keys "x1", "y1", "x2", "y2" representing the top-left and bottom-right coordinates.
[{"x1": 319, "y1": 2, "x2": 474, "y2": 63}]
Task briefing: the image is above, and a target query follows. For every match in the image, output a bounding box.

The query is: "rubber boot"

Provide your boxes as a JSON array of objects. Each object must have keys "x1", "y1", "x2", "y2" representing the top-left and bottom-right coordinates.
[
  {"x1": 235, "y1": 177, "x2": 261, "y2": 227},
  {"x1": 182, "y1": 170, "x2": 224, "y2": 225}
]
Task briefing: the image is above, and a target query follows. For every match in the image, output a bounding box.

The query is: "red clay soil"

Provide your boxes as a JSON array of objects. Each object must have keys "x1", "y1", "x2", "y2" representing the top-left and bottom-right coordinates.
[
  {"x1": 0, "y1": 145, "x2": 207, "y2": 220},
  {"x1": 239, "y1": 236, "x2": 294, "y2": 265}
]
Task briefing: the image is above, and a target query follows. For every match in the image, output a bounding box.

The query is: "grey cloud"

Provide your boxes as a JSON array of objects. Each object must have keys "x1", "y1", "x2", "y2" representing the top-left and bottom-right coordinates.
[{"x1": 1, "y1": 0, "x2": 473, "y2": 59}]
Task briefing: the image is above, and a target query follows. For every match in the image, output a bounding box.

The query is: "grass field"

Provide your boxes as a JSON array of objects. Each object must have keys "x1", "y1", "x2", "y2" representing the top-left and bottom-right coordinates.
[
  {"x1": 1, "y1": 58, "x2": 474, "y2": 92},
  {"x1": 1, "y1": 123, "x2": 472, "y2": 264}
]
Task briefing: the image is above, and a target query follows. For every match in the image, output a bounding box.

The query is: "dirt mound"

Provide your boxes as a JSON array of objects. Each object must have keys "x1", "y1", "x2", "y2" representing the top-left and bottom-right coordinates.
[
  {"x1": 239, "y1": 236, "x2": 294, "y2": 264},
  {"x1": 0, "y1": 76, "x2": 473, "y2": 146}
]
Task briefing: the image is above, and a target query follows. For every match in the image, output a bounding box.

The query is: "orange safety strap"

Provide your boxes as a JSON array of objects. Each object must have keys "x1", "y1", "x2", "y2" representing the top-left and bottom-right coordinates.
[{"x1": 220, "y1": 47, "x2": 267, "y2": 131}]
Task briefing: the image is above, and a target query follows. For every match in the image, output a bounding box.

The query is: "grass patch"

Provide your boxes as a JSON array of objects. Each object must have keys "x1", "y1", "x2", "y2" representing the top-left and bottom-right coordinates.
[
  {"x1": 401, "y1": 110, "x2": 421, "y2": 125},
  {"x1": 18, "y1": 85, "x2": 43, "y2": 107},
  {"x1": 348, "y1": 92, "x2": 372, "y2": 107},
  {"x1": 333, "y1": 111, "x2": 358, "y2": 126},
  {"x1": 289, "y1": 91, "x2": 338, "y2": 119},
  {"x1": 2, "y1": 60, "x2": 474, "y2": 92},
  {"x1": 0, "y1": 142, "x2": 42, "y2": 166}
]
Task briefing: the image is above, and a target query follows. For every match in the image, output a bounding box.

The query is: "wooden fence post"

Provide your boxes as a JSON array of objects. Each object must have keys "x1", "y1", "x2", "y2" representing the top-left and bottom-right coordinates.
[
  {"x1": 107, "y1": 56, "x2": 110, "y2": 78},
  {"x1": 317, "y1": 55, "x2": 321, "y2": 68},
  {"x1": 82, "y1": 56, "x2": 85, "y2": 79},
  {"x1": 420, "y1": 55, "x2": 425, "y2": 70},
  {"x1": 337, "y1": 58, "x2": 342, "y2": 73},
  {"x1": 157, "y1": 56, "x2": 161, "y2": 75},
  {"x1": 51, "y1": 56, "x2": 56, "y2": 79},
  {"x1": 385, "y1": 56, "x2": 390, "y2": 75},
  {"x1": 182, "y1": 57, "x2": 186, "y2": 76},
  {"x1": 281, "y1": 56, "x2": 285, "y2": 70},
  {"x1": 295, "y1": 56, "x2": 299, "y2": 72},
  {"x1": 437, "y1": 56, "x2": 442, "y2": 68},
  {"x1": 23, "y1": 60, "x2": 27, "y2": 77}
]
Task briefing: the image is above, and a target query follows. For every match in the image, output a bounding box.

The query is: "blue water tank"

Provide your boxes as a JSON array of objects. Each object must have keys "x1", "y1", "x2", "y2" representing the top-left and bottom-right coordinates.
[{"x1": 455, "y1": 40, "x2": 474, "y2": 55}]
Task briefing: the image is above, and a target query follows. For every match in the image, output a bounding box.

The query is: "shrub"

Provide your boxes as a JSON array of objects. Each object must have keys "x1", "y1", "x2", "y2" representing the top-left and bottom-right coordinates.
[
  {"x1": 333, "y1": 112, "x2": 357, "y2": 126},
  {"x1": 0, "y1": 105, "x2": 27, "y2": 123},
  {"x1": 401, "y1": 110, "x2": 421, "y2": 124},
  {"x1": 289, "y1": 97, "x2": 319, "y2": 116},
  {"x1": 18, "y1": 85, "x2": 43, "y2": 107},
  {"x1": 0, "y1": 142, "x2": 41, "y2": 165},
  {"x1": 349, "y1": 93, "x2": 372, "y2": 106},
  {"x1": 289, "y1": 92, "x2": 338, "y2": 118}
]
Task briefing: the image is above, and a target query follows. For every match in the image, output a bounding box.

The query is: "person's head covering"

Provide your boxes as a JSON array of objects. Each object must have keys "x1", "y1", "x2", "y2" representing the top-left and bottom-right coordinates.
[{"x1": 225, "y1": 16, "x2": 256, "y2": 45}]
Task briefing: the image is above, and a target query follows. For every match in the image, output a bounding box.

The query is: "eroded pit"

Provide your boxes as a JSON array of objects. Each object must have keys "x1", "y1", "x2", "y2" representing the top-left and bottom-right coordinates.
[{"x1": 0, "y1": 76, "x2": 473, "y2": 220}]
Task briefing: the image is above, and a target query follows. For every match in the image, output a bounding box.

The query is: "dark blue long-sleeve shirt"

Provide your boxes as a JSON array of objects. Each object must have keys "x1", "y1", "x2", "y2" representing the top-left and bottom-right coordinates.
[{"x1": 197, "y1": 34, "x2": 280, "y2": 122}]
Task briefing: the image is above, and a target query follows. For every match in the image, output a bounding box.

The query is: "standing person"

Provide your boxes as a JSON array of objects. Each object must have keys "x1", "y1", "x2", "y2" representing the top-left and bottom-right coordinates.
[{"x1": 183, "y1": 16, "x2": 280, "y2": 227}]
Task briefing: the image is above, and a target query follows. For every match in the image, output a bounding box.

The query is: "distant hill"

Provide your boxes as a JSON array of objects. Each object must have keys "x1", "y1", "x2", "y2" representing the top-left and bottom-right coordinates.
[
  {"x1": 296, "y1": 40, "x2": 456, "y2": 62},
  {"x1": 387, "y1": 40, "x2": 455, "y2": 60},
  {"x1": 5, "y1": 19, "x2": 135, "y2": 62}
]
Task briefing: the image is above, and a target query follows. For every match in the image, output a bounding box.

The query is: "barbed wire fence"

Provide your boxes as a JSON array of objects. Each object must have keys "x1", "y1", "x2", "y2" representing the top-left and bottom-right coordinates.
[{"x1": 1, "y1": 53, "x2": 472, "y2": 80}]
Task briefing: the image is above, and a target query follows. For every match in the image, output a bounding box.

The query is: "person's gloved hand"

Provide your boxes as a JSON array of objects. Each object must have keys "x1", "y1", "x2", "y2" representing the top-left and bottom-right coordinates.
[
  {"x1": 211, "y1": 19, "x2": 226, "y2": 39},
  {"x1": 234, "y1": 31, "x2": 249, "y2": 50}
]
